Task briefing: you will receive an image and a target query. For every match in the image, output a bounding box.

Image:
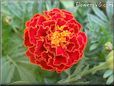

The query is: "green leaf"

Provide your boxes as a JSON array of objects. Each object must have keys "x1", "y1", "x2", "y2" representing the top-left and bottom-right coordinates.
[
  {"x1": 60, "y1": 0, "x2": 74, "y2": 8},
  {"x1": 106, "y1": 75, "x2": 114, "y2": 85},
  {"x1": 89, "y1": 44, "x2": 98, "y2": 51},
  {"x1": 80, "y1": 65, "x2": 89, "y2": 76},
  {"x1": 103, "y1": 70, "x2": 113, "y2": 78},
  {"x1": 17, "y1": 65, "x2": 37, "y2": 83},
  {"x1": 6, "y1": 65, "x2": 15, "y2": 83},
  {"x1": 87, "y1": 16, "x2": 99, "y2": 32},
  {"x1": 37, "y1": 0, "x2": 43, "y2": 13},
  {"x1": 92, "y1": 6, "x2": 108, "y2": 22},
  {"x1": 1, "y1": 58, "x2": 15, "y2": 84},
  {"x1": 1, "y1": 2, "x2": 11, "y2": 16},
  {"x1": 88, "y1": 14, "x2": 107, "y2": 27},
  {"x1": 1, "y1": 56, "x2": 37, "y2": 84},
  {"x1": 45, "y1": 0, "x2": 52, "y2": 11},
  {"x1": 64, "y1": 69, "x2": 71, "y2": 75},
  {"x1": 7, "y1": 2, "x2": 22, "y2": 18},
  {"x1": 106, "y1": 0, "x2": 114, "y2": 19},
  {"x1": 72, "y1": 59, "x2": 85, "y2": 76},
  {"x1": 45, "y1": 0, "x2": 59, "y2": 10},
  {"x1": 44, "y1": 78, "x2": 55, "y2": 84},
  {"x1": 52, "y1": 0, "x2": 60, "y2": 8}
]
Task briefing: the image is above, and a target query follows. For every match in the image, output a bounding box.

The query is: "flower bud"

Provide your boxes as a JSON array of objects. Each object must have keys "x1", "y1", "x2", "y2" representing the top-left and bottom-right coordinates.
[
  {"x1": 104, "y1": 42, "x2": 113, "y2": 51},
  {"x1": 5, "y1": 16, "x2": 12, "y2": 25}
]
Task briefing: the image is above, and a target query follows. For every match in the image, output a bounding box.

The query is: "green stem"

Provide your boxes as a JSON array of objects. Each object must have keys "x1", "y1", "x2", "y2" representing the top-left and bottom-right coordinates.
[
  {"x1": 58, "y1": 63, "x2": 107, "y2": 84},
  {"x1": 82, "y1": 63, "x2": 107, "y2": 76}
]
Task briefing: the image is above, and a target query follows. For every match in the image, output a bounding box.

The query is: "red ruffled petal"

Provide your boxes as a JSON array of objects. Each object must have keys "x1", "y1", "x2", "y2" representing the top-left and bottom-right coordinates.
[
  {"x1": 41, "y1": 51, "x2": 50, "y2": 62},
  {"x1": 36, "y1": 26, "x2": 47, "y2": 38},
  {"x1": 26, "y1": 49, "x2": 35, "y2": 63},
  {"x1": 67, "y1": 19, "x2": 82, "y2": 30},
  {"x1": 25, "y1": 21, "x2": 31, "y2": 27},
  {"x1": 57, "y1": 18, "x2": 66, "y2": 26},
  {"x1": 30, "y1": 18, "x2": 38, "y2": 27},
  {"x1": 69, "y1": 36, "x2": 80, "y2": 49},
  {"x1": 56, "y1": 64, "x2": 65, "y2": 73},
  {"x1": 34, "y1": 41, "x2": 46, "y2": 55},
  {"x1": 54, "y1": 56, "x2": 67, "y2": 65},
  {"x1": 40, "y1": 61, "x2": 53, "y2": 70},
  {"x1": 28, "y1": 27, "x2": 37, "y2": 44},
  {"x1": 78, "y1": 32, "x2": 88, "y2": 44},
  {"x1": 24, "y1": 29, "x2": 33, "y2": 47},
  {"x1": 36, "y1": 15, "x2": 46, "y2": 25},
  {"x1": 56, "y1": 46, "x2": 65, "y2": 56},
  {"x1": 66, "y1": 42, "x2": 75, "y2": 52}
]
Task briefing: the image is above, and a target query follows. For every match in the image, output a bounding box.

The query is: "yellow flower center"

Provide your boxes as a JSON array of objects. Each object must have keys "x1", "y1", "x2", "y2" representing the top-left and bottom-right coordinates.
[{"x1": 51, "y1": 26, "x2": 71, "y2": 46}]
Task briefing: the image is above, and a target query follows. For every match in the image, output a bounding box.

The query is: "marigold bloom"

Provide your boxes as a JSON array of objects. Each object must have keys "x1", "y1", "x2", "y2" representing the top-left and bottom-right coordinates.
[{"x1": 24, "y1": 8, "x2": 87, "y2": 73}]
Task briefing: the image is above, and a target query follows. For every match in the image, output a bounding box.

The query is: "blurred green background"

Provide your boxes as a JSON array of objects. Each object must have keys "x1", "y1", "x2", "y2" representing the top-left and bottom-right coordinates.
[{"x1": 1, "y1": 0, "x2": 114, "y2": 85}]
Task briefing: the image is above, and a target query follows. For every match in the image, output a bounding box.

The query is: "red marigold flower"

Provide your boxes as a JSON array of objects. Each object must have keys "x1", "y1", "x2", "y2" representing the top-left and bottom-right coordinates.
[{"x1": 24, "y1": 8, "x2": 87, "y2": 73}]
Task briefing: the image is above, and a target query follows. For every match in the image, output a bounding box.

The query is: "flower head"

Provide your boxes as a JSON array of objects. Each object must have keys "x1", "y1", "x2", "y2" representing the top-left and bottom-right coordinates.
[{"x1": 24, "y1": 8, "x2": 87, "y2": 73}]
